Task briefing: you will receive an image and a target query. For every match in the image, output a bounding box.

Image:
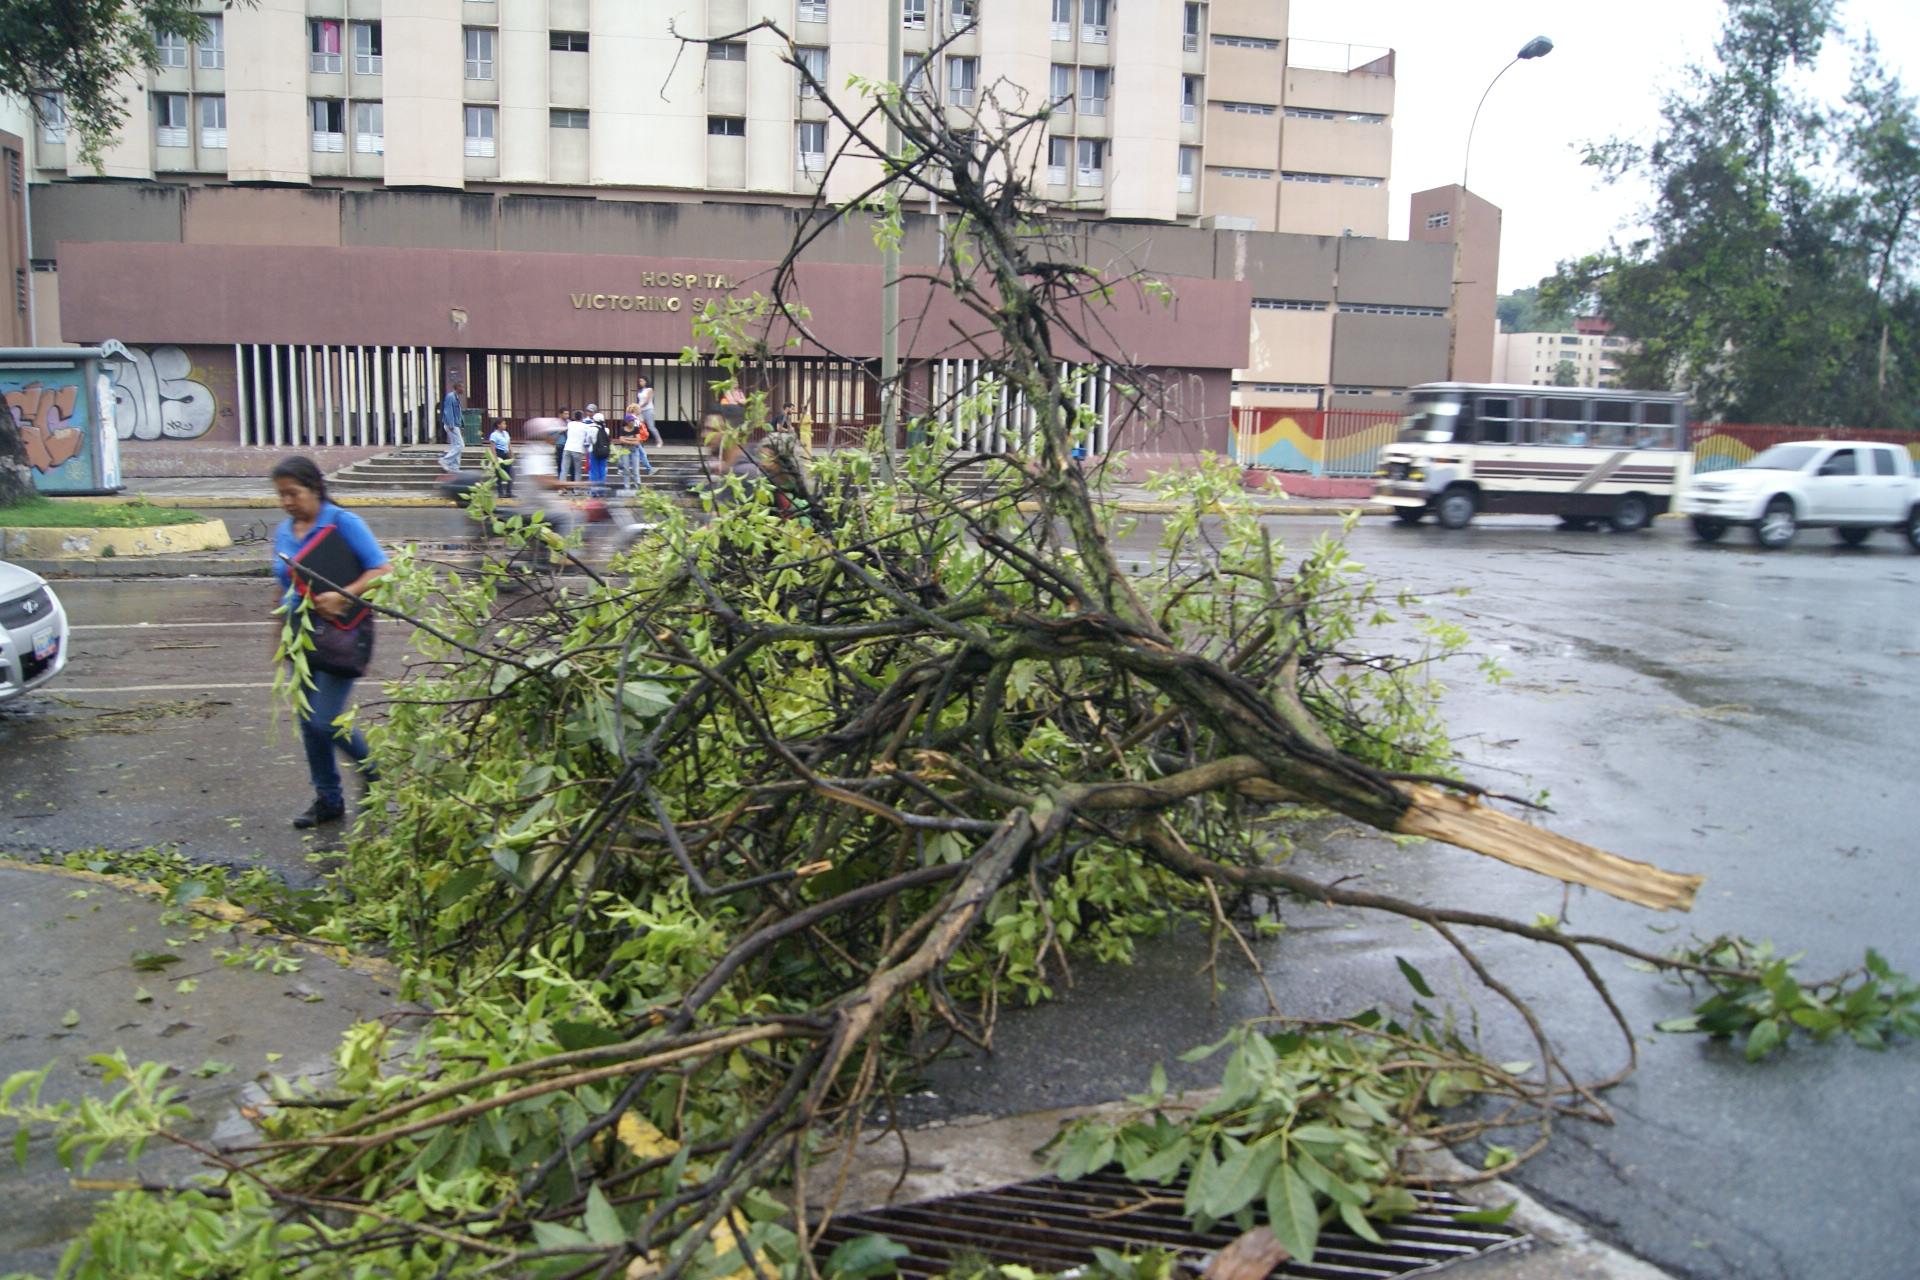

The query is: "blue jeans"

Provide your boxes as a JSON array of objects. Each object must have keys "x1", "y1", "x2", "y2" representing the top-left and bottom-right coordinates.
[
  {"x1": 620, "y1": 445, "x2": 653, "y2": 490},
  {"x1": 299, "y1": 669, "x2": 371, "y2": 808},
  {"x1": 588, "y1": 454, "x2": 608, "y2": 496}
]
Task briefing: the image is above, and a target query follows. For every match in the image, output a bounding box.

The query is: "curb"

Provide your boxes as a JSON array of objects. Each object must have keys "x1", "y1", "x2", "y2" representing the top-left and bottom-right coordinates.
[
  {"x1": 17, "y1": 554, "x2": 270, "y2": 579},
  {"x1": 0, "y1": 519, "x2": 233, "y2": 560}
]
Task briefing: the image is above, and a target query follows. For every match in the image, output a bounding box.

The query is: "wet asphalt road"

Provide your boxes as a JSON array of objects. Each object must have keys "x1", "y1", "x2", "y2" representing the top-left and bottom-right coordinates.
[{"x1": 5, "y1": 512, "x2": 1918, "y2": 1279}]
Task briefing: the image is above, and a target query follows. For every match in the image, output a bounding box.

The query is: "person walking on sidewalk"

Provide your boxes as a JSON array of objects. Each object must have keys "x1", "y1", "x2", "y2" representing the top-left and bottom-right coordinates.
[
  {"x1": 438, "y1": 384, "x2": 464, "y2": 474},
  {"x1": 617, "y1": 398, "x2": 655, "y2": 494},
  {"x1": 270, "y1": 457, "x2": 390, "y2": 829},
  {"x1": 487, "y1": 420, "x2": 514, "y2": 496},
  {"x1": 562, "y1": 411, "x2": 594, "y2": 485},
  {"x1": 587, "y1": 411, "x2": 612, "y2": 498}
]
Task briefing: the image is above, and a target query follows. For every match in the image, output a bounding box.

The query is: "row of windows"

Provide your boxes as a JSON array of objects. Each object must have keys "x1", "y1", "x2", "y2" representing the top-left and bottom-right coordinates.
[
  {"x1": 1051, "y1": 0, "x2": 1111, "y2": 44},
  {"x1": 1283, "y1": 107, "x2": 1386, "y2": 124},
  {"x1": 1252, "y1": 298, "x2": 1327, "y2": 311},
  {"x1": 1215, "y1": 168, "x2": 1384, "y2": 186},
  {"x1": 1213, "y1": 34, "x2": 1278, "y2": 50},
  {"x1": 1243, "y1": 382, "x2": 1322, "y2": 394},
  {"x1": 1252, "y1": 300, "x2": 1443, "y2": 317}
]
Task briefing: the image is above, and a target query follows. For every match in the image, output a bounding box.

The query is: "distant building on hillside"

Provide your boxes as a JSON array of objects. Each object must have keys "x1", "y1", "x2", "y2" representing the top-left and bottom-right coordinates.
[{"x1": 1495, "y1": 321, "x2": 1631, "y2": 388}]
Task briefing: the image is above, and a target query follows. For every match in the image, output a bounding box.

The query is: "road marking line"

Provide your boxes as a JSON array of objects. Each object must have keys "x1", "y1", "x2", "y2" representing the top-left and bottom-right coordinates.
[
  {"x1": 48, "y1": 682, "x2": 277, "y2": 694},
  {"x1": 70, "y1": 622, "x2": 276, "y2": 632}
]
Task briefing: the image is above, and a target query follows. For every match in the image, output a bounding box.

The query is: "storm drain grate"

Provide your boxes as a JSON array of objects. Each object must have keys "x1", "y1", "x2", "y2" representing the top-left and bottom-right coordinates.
[{"x1": 813, "y1": 1169, "x2": 1529, "y2": 1280}]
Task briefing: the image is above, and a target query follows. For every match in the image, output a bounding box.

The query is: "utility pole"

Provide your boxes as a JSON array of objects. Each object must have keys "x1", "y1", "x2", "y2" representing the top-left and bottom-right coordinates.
[{"x1": 878, "y1": 0, "x2": 903, "y2": 478}]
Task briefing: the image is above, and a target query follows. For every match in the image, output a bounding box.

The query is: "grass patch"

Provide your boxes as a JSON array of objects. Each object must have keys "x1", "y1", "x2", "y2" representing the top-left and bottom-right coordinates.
[{"x1": 0, "y1": 495, "x2": 208, "y2": 528}]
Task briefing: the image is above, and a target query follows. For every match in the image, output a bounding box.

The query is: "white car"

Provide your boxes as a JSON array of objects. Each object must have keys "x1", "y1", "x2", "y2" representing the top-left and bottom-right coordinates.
[
  {"x1": 1676, "y1": 441, "x2": 1920, "y2": 550},
  {"x1": 0, "y1": 561, "x2": 69, "y2": 702}
]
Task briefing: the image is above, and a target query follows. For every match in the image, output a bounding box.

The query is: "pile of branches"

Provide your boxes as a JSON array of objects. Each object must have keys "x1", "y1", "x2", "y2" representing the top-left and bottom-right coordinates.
[{"x1": 8, "y1": 33, "x2": 1714, "y2": 1280}]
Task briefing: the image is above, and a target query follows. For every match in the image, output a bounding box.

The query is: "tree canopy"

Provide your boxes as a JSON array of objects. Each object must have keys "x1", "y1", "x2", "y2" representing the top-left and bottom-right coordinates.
[
  {"x1": 1545, "y1": 0, "x2": 1920, "y2": 427},
  {"x1": 0, "y1": 0, "x2": 216, "y2": 165}
]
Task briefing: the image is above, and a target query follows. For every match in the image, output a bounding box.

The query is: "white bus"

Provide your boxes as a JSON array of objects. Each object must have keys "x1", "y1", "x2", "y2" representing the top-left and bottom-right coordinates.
[{"x1": 1373, "y1": 383, "x2": 1691, "y2": 531}]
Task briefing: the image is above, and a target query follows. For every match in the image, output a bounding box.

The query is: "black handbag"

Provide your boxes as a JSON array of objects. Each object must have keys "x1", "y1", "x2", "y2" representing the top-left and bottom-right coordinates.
[{"x1": 288, "y1": 523, "x2": 376, "y2": 679}]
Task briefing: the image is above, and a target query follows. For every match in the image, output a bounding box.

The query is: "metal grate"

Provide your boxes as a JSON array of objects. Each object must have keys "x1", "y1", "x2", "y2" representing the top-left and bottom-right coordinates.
[{"x1": 814, "y1": 1170, "x2": 1529, "y2": 1280}]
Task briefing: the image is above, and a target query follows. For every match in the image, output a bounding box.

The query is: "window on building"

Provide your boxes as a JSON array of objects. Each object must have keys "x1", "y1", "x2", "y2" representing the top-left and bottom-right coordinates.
[
  {"x1": 155, "y1": 26, "x2": 188, "y2": 68},
  {"x1": 35, "y1": 94, "x2": 64, "y2": 144},
  {"x1": 1252, "y1": 298, "x2": 1328, "y2": 311},
  {"x1": 1284, "y1": 106, "x2": 1334, "y2": 120},
  {"x1": 797, "y1": 0, "x2": 828, "y2": 20},
  {"x1": 354, "y1": 102, "x2": 383, "y2": 153},
  {"x1": 552, "y1": 108, "x2": 590, "y2": 129},
  {"x1": 1180, "y1": 75, "x2": 1199, "y2": 122},
  {"x1": 947, "y1": 56, "x2": 977, "y2": 107},
  {"x1": 199, "y1": 95, "x2": 226, "y2": 149},
  {"x1": 903, "y1": 53, "x2": 929, "y2": 98},
  {"x1": 1047, "y1": 135, "x2": 1070, "y2": 185},
  {"x1": 1342, "y1": 175, "x2": 1381, "y2": 186},
  {"x1": 1049, "y1": 64, "x2": 1072, "y2": 107},
  {"x1": 796, "y1": 46, "x2": 827, "y2": 97},
  {"x1": 353, "y1": 23, "x2": 382, "y2": 75},
  {"x1": 464, "y1": 104, "x2": 496, "y2": 156},
  {"x1": 1220, "y1": 101, "x2": 1275, "y2": 115},
  {"x1": 464, "y1": 28, "x2": 494, "y2": 79},
  {"x1": 154, "y1": 93, "x2": 188, "y2": 147},
  {"x1": 1076, "y1": 137, "x2": 1105, "y2": 187},
  {"x1": 707, "y1": 115, "x2": 745, "y2": 136},
  {"x1": 309, "y1": 20, "x2": 343, "y2": 73},
  {"x1": 1184, "y1": 3, "x2": 1203, "y2": 52},
  {"x1": 1218, "y1": 166, "x2": 1274, "y2": 179},
  {"x1": 1425, "y1": 210, "x2": 1450, "y2": 229},
  {"x1": 1051, "y1": 0, "x2": 1072, "y2": 42},
  {"x1": 1178, "y1": 145, "x2": 1197, "y2": 193},
  {"x1": 310, "y1": 98, "x2": 344, "y2": 151},
  {"x1": 950, "y1": 0, "x2": 977, "y2": 31},
  {"x1": 1280, "y1": 170, "x2": 1331, "y2": 183},
  {"x1": 903, "y1": 0, "x2": 926, "y2": 29},
  {"x1": 1343, "y1": 111, "x2": 1386, "y2": 124},
  {"x1": 550, "y1": 31, "x2": 589, "y2": 52},
  {"x1": 1078, "y1": 66, "x2": 1109, "y2": 116},
  {"x1": 1212, "y1": 34, "x2": 1278, "y2": 49},
  {"x1": 1082, "y1": 0, "x2": 1109, "y2": 43},
  {"x1": 196, "y1": 16, "x2": 224, "y2": 69},
  {"x1": 709, "y1": 41, "x2": 746, "y2": 61},
  {"x1": 798, "y1": 120, "x2": 828, "y2": 169}
]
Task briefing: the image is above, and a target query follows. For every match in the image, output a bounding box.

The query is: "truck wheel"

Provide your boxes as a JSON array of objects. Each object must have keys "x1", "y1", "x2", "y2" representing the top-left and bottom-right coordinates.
[
  {"x1": 1835, "y1": 526, "x2": 1872, "y2": 547},
  {"x1": 1607, "y1": 494, "x2": 1651, "y2": 533},
  {"x1": 1906, "y1": 507, "x2": 1920, "y2": 552},
  {"x1": 1690, "y1": 517, "x2": 1728, "y2": 542},
  {"x1": 1752, "y1": 496, "x2": 1797, "y2": 549},
  {"x1": 1435, "y1": 487, "x2": 1477, "y2": 530},
  {"x1": 1392, "y1": 507, "x2": 1425, "y2": 526}
]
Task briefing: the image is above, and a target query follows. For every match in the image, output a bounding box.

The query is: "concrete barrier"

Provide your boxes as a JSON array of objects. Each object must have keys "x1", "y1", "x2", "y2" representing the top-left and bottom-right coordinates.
[{"x1": 0, "y1": 519, "x2": 233, "y2": 560}]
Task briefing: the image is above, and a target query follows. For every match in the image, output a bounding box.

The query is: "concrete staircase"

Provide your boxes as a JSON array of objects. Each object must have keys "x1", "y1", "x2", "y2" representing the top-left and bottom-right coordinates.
[{"x1": 328, "y1": 445, "x2": 716, "y2": 494}]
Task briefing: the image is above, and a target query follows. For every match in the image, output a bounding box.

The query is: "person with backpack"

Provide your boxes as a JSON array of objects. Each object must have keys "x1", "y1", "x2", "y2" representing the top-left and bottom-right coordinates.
[
  {"x1": 588, "y1": 411, "x2": 612, "y2": 497},
  {"x1": 615, "y1": 402, "x2": 655, "y2": 494},
  {"x1": 562, "y1": 411, "x2": 594, "y2": 486},
  {"x1": 270, "y1": 456, "x2": 390, "y2": 829}
]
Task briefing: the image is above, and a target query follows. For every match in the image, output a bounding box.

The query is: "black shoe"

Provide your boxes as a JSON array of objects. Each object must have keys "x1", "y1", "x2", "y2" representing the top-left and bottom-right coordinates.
[{"x1": 293, "y1": 799, "x2": 346, "y2": 829}]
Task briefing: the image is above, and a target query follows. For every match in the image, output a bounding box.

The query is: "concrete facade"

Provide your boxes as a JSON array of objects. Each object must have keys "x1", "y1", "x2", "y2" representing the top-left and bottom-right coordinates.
[
  {"x1": 23, "y1": 1, "x2": 1390, "y2": 237},
  {"x1": 1408, "y1": 183, "x2": 1501, "y2": 384}
]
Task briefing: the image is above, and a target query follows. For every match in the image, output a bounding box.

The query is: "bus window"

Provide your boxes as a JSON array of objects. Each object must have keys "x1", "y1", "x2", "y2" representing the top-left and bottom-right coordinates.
[
  {"x1": 1478, "y1": 398, "x2": 1514, "y2": 443},
  {"x1": 1535, "y1": 398, "x2": 1589, "y2": 446},
  {"x1": 1641, "y1": 403, "x2": 1676, "y2": 425},
  {"x1": 1396, "y1": 398, "x2": 1462, "y2": 443}
]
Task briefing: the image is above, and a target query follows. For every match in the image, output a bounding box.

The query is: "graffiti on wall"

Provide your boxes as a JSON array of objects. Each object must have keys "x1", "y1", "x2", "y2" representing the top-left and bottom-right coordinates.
[
  {"x1": 3, "y1": 373, "x2": 92, "y2": 485},
  {"x1": 106, "y1": 344, "x2": 218, "y2": 440}
]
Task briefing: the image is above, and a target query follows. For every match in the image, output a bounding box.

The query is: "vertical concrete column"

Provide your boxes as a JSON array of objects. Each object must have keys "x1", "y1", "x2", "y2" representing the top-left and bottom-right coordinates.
[
  {"x1": 591, "y1": 0, "x2": 706, "y2": 189},
  {"x1": 227, "y1": 0, "x2": 309, "y2": 184},
  {"x1": 1108, "y1": 0, "x2": 1180, "y2": 222},
  {"x1": 385, "y1": 0, "x2": 466, "y2": 188}
]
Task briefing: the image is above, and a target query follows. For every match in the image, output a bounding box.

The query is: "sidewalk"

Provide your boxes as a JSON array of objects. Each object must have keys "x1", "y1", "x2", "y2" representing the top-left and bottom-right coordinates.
[{"x1": 0, "y1": 859, "x2": 411, "y2": 1275}]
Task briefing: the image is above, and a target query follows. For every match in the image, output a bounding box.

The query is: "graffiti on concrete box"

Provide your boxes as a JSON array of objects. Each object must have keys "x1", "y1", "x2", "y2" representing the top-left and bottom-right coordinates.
[
  {"x1": 4, "y1": 372, "x2": 93, "y2": 487},
  {"x1": 106, "y1": 344, "x2": 218, "y2": 440}
]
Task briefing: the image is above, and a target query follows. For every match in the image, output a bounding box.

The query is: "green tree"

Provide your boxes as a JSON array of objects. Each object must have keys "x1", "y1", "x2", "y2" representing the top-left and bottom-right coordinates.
[
  {"x1": 0, "y1": 0, "x2": 223, "y2": 166},
  {"x1": 1496, "y1": 286, "x2": 1572, "y2": 333},
  {"x1": 1545, "y1": 0, "x2": 1920, "y2": 427},
  {"x1": 1551, "y1": 359, "x2": 1581, "y2": 387}
]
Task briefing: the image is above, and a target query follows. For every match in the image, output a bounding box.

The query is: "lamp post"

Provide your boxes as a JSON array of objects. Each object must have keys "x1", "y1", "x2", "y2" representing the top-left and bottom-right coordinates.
[
  {"x1": 1446, "y1": 36, "x2": 1552, "y2": 381},
  {"x1": 878, "y1": 0, "x2": 903, "y2": 479}
]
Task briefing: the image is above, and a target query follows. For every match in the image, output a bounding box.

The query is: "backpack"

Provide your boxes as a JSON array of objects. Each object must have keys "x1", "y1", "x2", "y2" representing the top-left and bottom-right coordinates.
[{"x1": 591, "y1": 421, "x2": 612, "y2": 459}]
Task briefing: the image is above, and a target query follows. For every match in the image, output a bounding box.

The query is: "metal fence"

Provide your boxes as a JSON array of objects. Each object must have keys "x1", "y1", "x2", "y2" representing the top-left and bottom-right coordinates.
[{"x1": 1232, "y1": 407, "x2": 1403, "y2": 476}]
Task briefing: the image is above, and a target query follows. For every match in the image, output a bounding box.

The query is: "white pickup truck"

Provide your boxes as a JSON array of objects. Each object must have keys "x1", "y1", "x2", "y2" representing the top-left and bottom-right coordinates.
[{"x1": 1675, "y1": 440, "x2": 1920, "y2": 550}]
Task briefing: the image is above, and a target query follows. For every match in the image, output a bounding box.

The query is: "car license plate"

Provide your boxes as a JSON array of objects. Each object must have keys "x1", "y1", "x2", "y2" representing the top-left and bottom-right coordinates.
[{"x1": 31, "y1": 626, "x2": 55, "y2": 660}]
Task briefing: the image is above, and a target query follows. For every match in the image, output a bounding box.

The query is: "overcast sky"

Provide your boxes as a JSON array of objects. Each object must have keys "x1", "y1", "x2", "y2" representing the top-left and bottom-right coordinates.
[{"x1": 1287, "y1": 0, "x2": 1920, "y2": 293}]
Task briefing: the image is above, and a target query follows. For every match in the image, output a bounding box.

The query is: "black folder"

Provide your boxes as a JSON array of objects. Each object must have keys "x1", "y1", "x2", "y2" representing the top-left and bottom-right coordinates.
[{"x1": 288, "y1": 524, "x2": 370, "y2": 629}]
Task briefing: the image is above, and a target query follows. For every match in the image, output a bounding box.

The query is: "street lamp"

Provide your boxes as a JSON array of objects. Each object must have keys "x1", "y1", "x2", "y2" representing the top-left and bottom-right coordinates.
[{"x1": 1446, "y1": 36, "x2": 1553, "y2": 381}]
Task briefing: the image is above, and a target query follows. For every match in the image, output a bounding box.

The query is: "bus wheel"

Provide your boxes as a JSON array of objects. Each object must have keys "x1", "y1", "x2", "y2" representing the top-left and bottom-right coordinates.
[
  {"x1": 1607, "y1": 494, "x2": 1651, "y2": 533},
  {"x1": 1559, "y1": 516, "x2": 1596, "y2": 531},
  {"x1": 1393, "y1": 507, "x2": 1426, "y2": 526},
  {"x1": 1753, "y1": 496, "x2": 1797, "y2": 549},
  {"x1": 1435, "y1": 487, "x2": 1477, "y2": 530},
  {"x1": 1690, "y1": 517, "x2": 1728, "y2": 542}
]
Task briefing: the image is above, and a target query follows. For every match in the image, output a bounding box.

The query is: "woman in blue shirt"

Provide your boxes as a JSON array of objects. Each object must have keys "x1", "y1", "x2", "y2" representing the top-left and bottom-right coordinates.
[{"x1": 271, "y1": 457, "x2": 391, "y2": 829}]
